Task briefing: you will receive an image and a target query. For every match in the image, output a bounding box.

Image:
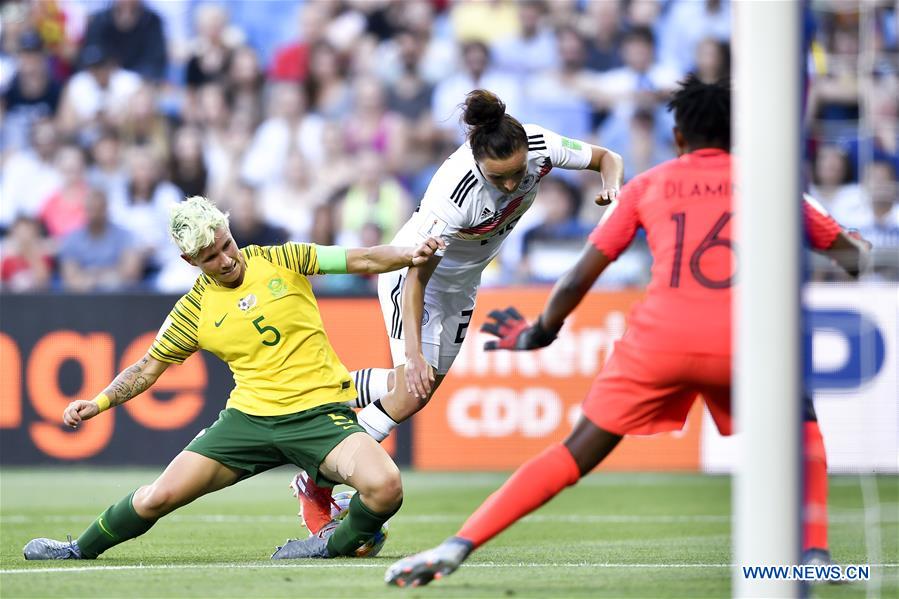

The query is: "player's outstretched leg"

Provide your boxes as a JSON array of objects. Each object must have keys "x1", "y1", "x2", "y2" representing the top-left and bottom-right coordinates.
[
  {"x1": 385, "y1": 537, "x2": 473, "y2": 587},
  {"x1": 24, "y1": 451, "x2": 239, "y2": 561},
  {"x1": 385, "y1": 417, "x2": 621, "y2": 585},
  {"x1": 802, "y1": 418, "x2": 831, "y2": 565},
  {"x1": 274, "y1": 433, "x2": 402, "y2": 559}
]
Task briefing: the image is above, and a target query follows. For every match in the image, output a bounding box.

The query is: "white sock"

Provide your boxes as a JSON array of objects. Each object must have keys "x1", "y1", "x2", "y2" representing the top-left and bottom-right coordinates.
[
  {"x1": 357, "y1": 402, "x2": 398, "y2": 442},
  {"x1": 348, "y1": 368, "x2": 392, "y2": 409}
]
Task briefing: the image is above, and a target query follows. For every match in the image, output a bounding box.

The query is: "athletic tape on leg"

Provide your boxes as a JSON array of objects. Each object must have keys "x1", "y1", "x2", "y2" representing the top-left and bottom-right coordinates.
[{"x1": 325, "y1": 434, "x2": 364, "y2": 480}]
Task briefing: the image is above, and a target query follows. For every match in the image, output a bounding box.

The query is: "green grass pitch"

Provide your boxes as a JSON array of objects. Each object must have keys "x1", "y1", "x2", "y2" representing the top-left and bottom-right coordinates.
[{"x1": 1, "y1": 468, "x2": 896, "y2": 598}]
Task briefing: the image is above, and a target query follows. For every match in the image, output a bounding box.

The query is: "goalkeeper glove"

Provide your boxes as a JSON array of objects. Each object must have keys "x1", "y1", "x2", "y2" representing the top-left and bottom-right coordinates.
[{"x1": 481, "y1": 306, "x2": 560, "y2": 351}]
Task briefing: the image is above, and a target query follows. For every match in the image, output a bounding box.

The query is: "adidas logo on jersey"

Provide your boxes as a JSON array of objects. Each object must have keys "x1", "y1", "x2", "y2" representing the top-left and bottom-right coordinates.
[{"x1": 480, "y1": 207, "x2": 493, "y2": 218}]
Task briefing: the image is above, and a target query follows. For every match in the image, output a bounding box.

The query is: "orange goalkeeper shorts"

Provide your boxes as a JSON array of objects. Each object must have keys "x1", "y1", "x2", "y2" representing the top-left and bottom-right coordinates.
[{"x1": 582, "y1": 341, "x2": 733, "y2": 436}]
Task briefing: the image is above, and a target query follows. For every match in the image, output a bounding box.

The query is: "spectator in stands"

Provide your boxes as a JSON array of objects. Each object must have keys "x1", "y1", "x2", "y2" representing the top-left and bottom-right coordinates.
[
  {"x1": 343, "y1": 77, "x2": 409, "y2": 174},
  {"x1": 240, "y1": 82, "x2": 325, "y2": 187},
  {"x1": 304, "y1": 41, "x2": 352, "y2": 118},
  {"x1": 387, "y1": 0, "x2": 457, "y2": 86},
  {"x1": 224, "y1": 45, "x2": 264, "y2": 121},
  {"x1": 184, "y1": 3, "x2": 234, "y2": 89},
  {"x1": 806, "y1": 22, "x2": 860, "y2": 139},
  {"x1": 334, "y1": 150, "x2": 412, "y2": 247},
  {"x1": 594, "y1": 25, "x2": 679, "y2": 113},
  {"x1": 0, "y1": 118, "x2": 62, "y2": 230},
  {"x1": 56, "y1": 44, "x2": 141, "y2": 141},
  {"x1": 593, "y1": 26, "x2": 679, "y2": 156},
  {"x1": 694, "y1": 38, "x2": 730, "y2": 84},
  {"x1": 169, "y1": 126, "x2": 208, "y2": 199},
  {"x1": 618, "y1": 108, "x2": 676, "y2": 182},
  {"x1": 196, "y1": 84, "x2": 253, "y2": 202},
  {"x1": 260, "y1": 150, "x2": 325, "y2": 242},
  {"x1": 836, "y1": 160, "x2": 899, "y2": 253},
  {"x1": 450, "y1": 0, "x2": 520, "y2": 44},
  {"x1": 382, "y1": 29, "x2": 434, "y2": 117},
  {"x1": 624, "y1": 0, "x2": 663, "y2": 31},
  {"x1": 118, "y1": 85, "x2": 171, "y2": 162},
  {"x1": 315, "y1": 121, "x2": 358, "y2": 201},
  {"x1": 521, "y1": 25, "x2": 595, "y2": 142},
  {"x1": 81, "y1": 0, "x2": 167, "y2": 82},
  {"x1": 309, "y1": 203, "x2": 337, "y2": 248},
  {"x1": 490, "y1": 0, "x2": 558, "y2": 78},
  {"x1": 87, "y1": 129, "x2": 128, "y2": 206},
  {"x1": 809, "y1": 144, "x2": 862, "y2": 218},
  {"x1": 112, "y1": 147, "x2": 182, "y2": 271},
  {"x1": 39, "y1": 145, "x2": 91, "y2": 239},
  {"x1": 269, "y1": 1, "x2": 330, "y2": 82},
  {"x1": 380, "y1": 29, "x2": 439, "y2": 191},
  {"x1": 59, "y1": 188, "x2": 143, "y2": 292},
  {"x1": 657, "y1": 0, "x2": 730, "y2": 75},
  {"x1": 520, "y1": 178, "x2": 594, "y2": 283},
  {"x1": 228, "y1": 182, "x2": 288, "y2": 248},
  {"x1": 583, "y1": 0, "x2": 624, "y2": 73},
  {"x1": 0, "y1": 216, "x2": 52, "y2": 292},
  {"x1": 1, "y1": 31, "x2": 62, "y2": 151},
  {"x1": 431, "y1": 41, "x2": 521, "y2": 145}
]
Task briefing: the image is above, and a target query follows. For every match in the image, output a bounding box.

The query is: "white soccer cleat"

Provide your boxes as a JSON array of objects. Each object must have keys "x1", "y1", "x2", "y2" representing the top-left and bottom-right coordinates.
[
  {"x1": 385, "y1": 537, "x2": 473, "y2": 587},
  {"x1": 23, "y1": 535, "x2": 82, "y2": 560},
  {"x1": 271, "y1": 519, "x2": 339, "y2": 559}
]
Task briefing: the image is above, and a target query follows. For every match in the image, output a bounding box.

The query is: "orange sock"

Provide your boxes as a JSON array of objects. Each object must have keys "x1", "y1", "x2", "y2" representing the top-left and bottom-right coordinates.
[
  {"x1": 803, "y1": 420, "x2": 829, "y2": 551},
  {"x1": 457, "y1": 443, "x2": 581, "y2": 549}
]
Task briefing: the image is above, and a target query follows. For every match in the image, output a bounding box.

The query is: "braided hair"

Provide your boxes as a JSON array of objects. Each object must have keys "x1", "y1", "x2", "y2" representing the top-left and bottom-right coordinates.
[
  {"x1": 461, "y1": 90, "x2": 528, "y2": 161},
  {"x1": 666, "y1": 74, "x2": 731, "y2": 150}
]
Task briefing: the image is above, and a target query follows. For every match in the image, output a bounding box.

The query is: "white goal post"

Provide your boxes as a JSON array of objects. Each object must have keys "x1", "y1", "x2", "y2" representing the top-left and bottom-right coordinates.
[{"x1": 733, "y1": 1, "x2": 803, "y2": 597}]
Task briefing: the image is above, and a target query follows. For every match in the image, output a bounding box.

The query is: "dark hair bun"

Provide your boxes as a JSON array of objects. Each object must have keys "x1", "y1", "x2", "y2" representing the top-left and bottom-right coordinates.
[{"x1": 462, "y1": 89, "x2": 506, "y2": 130}]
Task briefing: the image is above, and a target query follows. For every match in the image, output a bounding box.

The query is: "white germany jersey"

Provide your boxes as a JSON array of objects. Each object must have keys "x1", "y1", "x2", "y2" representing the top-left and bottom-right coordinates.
[{"x1": 391, "y1": 124, "x2": 593, "y2": 292}]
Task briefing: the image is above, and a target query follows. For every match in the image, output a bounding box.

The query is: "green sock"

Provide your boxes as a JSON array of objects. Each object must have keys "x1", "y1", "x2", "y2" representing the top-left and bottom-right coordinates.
[
  {"x1": 76, "y1": 491, "x2": 156, "y2": 558},
  {"x1": 327, "y1": 493, "x2": 400, "y2": 557}
]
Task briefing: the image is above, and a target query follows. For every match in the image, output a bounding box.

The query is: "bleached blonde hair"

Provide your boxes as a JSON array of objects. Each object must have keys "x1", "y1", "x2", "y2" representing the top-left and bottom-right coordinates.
[{"x1": 170, "y1": 196, "x2": 229, "y2": 257}]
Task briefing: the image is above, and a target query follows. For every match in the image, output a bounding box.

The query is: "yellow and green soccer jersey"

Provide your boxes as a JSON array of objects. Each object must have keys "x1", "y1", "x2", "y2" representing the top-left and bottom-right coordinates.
[{"x1": 149, "y1": 243, "x2": 355, "y2": 416}]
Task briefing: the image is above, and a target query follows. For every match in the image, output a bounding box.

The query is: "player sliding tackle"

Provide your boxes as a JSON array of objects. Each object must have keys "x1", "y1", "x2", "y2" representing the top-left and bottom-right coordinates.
[
  {"x1": 384, "y1": 75, "x2": 872, "y2": 587},
  {"x1": 23, "y1": 196, "x2": 444, "y2": 561},
  {"x1": 291, "y1": 88, "x2": 624, "y2": 534}
]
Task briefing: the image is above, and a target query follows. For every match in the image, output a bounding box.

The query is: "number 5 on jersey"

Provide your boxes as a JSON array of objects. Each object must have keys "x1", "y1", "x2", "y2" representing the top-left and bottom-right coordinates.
[{"x1": 252, "y1": 315, "x2": 282, "y2": 346}]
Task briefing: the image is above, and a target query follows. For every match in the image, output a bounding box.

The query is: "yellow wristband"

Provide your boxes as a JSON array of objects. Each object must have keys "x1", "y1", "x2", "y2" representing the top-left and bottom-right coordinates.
[{"x1": 93, "y1": 393, "x2": 111, "y2": 413}]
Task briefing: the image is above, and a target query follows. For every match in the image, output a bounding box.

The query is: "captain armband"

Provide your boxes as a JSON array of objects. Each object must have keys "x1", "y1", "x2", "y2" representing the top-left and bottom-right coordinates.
[{"x1": 314, "y1": 245, "x2": 349, "y2": 274}]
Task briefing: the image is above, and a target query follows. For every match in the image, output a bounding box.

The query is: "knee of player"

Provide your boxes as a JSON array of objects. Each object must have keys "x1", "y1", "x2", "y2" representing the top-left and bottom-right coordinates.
[
  {"x1": 134, "y1": 483, "x2": 177, "y2": 516},
  {"x1": 364, "y1": 465, "x2": 403, "y2": 509}
]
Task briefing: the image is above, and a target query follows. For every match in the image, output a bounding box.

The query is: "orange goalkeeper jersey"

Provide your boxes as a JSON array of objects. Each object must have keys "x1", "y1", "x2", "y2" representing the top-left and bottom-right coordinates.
[{"x1": 589, "y1": 149, "x2": 842, "y2": 356}]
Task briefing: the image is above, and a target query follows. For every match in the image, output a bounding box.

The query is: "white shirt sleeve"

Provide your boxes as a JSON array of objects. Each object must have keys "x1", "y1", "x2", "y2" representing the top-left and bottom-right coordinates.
[
  {"x1": 409, "y1": 159, "x2": 476, "y2": 255},
  {"x1": 528, "y1": 124, "x2": 593, "y2": 170}
]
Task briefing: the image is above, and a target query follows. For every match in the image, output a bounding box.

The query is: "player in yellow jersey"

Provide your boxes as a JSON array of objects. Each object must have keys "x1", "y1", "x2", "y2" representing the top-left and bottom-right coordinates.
[{"x1": 23, "y1": 195, "x2": 444, "y2": 561}]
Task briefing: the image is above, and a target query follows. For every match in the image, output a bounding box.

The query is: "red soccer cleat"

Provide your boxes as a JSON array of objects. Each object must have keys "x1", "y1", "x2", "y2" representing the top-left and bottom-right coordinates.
[{"x1": 289, "y1": 472, "x2": 339, "y2": 535}]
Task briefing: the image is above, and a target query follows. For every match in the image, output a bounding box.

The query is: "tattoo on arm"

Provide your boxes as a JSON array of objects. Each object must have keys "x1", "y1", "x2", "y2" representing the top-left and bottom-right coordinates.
[{"x1": 103, "y1": 356, "x2": 155, "y2": 407}]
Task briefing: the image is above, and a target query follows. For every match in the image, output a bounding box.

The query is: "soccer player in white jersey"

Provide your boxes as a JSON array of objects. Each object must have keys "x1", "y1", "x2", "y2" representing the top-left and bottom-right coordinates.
[{"x1": 292, "y1": 89, "x2": 624, "y2": 534}]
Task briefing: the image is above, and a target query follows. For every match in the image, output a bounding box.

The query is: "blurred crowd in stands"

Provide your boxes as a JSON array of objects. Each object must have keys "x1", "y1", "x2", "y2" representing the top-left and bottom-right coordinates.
[{"x1": 0, "y1": 0, "x2": 896, "y2": 294}]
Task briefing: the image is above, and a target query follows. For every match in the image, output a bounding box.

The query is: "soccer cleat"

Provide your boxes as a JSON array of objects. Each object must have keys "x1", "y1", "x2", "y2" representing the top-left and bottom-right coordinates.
[
  {"x1": 385, "y1": 537, "x2": 473, "y2": 587},
  {"x1": 802, "y1": 547, "x2": 832, "y2": 567},
  {"x1": 803, "y1": 548, "x2": 848, "y2": 585},
  {"x1": 271, "y1": 520, "x2": 338, "y2": 559},
  {"x1": 23, "y1": 535, "x2": 82, "y2": 560},
  {"x1": 289, "y1": 471, "x2": 338, "y2": 535}
]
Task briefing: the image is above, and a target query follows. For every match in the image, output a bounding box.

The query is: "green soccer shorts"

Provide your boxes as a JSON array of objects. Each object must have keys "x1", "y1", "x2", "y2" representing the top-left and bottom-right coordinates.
[{"x1": 185, "y1": 403, "x2": 366, "y2": 486}]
